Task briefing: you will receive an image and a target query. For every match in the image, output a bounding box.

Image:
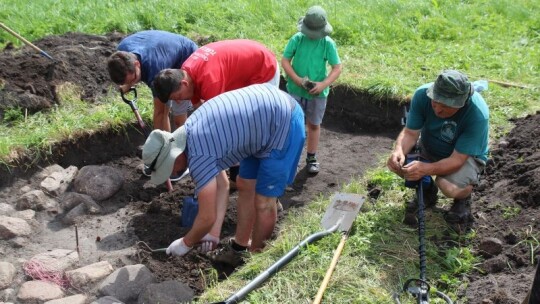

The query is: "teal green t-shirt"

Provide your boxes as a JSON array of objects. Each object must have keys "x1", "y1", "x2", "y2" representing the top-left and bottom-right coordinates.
[
  {"x1": 282, "y1": 32, "x2": 340, "y2": 99},
  {"x1": 406, "y1": 83, "x2": 490, "y2": 162}
]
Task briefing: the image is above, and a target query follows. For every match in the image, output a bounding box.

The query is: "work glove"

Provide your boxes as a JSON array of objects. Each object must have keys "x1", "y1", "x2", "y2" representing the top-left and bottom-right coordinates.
[
  {"x1": 166, "y1": 238, "x2": 192, "y2": 256},
  {"x1": 199, "y1": 233, "x2": 220, "y2": 253}
]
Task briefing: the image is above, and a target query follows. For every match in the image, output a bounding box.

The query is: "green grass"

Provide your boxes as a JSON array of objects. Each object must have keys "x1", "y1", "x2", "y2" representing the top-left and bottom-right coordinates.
[{"x1": 1, "y1": 0, "x2": 539, "y2": 302}]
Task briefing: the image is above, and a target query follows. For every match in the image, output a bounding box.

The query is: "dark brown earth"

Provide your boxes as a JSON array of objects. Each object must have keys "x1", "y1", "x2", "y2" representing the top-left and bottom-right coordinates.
[{"x1": 0, "y1": 33, "x2": 538, "y2": 303}]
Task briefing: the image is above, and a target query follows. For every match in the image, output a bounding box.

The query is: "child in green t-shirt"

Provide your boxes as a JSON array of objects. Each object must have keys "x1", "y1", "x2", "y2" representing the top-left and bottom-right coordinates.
[{"x1": 281, "y1": 5, "x2": 342, "y2": 174}]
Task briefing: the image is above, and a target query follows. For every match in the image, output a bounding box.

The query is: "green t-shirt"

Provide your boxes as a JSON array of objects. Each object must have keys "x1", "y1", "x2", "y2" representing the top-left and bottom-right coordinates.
[
  {"x1": 406, "y1": 83, "x2": 490, "y2": 162},
  {"x1": 282, "y1": 32, "x2": 341, "y2": 99}
]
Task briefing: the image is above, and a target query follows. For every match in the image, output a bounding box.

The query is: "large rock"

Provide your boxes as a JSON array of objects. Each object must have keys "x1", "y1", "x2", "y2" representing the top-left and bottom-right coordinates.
[
  {"x1": 0, "y1": 216, "x2": 32, "y2": 239},
  {"x1": 0, "y1": 203, "x2": 15, "y2": 216},
  {"x1": 29, "y1": 249, "x2": 79, "y2": 272},
  {"x1": 91, "y1": 296, "x2": 124, "y2": 304},
  {"x1": 17, "y1": 280, "x2": 64, "y2": 303},
  {"x1": 98, "y1": 264, "x2": 156, "y2": 303},
  {"x1": 15, "y1": 190, "x2": 59, "y2": 213},
  {"x1": 40, "y1": 166, "x2": 78, "y2": 196},
  {"x1": 66, "y1": 261, "x2": 114, "y2": 288},
  {"x1": 137, "y1": 280, "x2": 194, "y2": 304},
  {"x1": 73, "y1": 166, "x2": 124, "y2": 201},
  {"x1": 58, "y1": 192, "x2": 98, "y2": 213},
  {"x1": 478, "y1": 237, "x2": 504, "y2": 258},
  {"x1": 0, "y1": 262, "x2": 16, "y2": 289},
  {"x1": 44, "y1": 294, "x2": 87, "y2": 304}
]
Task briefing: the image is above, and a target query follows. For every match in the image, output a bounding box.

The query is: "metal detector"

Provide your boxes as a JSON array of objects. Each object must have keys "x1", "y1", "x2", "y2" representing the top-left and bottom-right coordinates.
[{"x1": 393, "y1": 153, "x2": 453, "y2": 304}]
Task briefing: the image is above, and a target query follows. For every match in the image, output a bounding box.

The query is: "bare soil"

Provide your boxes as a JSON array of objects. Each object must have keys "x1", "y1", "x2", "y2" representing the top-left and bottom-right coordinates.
[{"x1": 0, "y1": 33, "x2": 538, "y2": 303}]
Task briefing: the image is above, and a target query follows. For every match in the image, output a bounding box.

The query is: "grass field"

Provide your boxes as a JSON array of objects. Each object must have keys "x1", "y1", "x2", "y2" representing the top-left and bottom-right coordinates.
[{"x1": 1, "y1": 0, "x2": 539, "y2": 302}]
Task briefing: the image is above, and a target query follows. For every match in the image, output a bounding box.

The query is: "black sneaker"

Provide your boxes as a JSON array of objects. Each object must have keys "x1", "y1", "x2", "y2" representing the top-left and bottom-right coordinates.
[
  {"x1": 209, "y1": 239, "x2": 248, "y2": 268},
  {"x1": 306, "y1": 156, "x2": 320, "y2": 175},
  {"x1": 170, "y1": 168, "x2": 190, "y2": 182}
]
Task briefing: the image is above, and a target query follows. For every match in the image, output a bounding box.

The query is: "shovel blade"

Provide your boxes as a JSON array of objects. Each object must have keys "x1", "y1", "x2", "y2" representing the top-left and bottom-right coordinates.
[{"x1": 321, "y1": 193, "x2": 364, "y2": 232}]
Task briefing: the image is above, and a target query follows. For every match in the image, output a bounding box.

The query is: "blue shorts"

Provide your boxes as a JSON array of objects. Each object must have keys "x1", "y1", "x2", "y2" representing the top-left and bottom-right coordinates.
[{"x1": 239, "y1": 104, "x2": 305, "y2": 197}]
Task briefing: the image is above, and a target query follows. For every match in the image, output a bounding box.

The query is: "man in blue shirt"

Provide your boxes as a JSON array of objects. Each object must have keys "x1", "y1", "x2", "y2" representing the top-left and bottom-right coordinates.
[
  {"x1": 142, "y1": 84, "x2": 305, "y2": 262},
  {"x1": 107, "y1": 30, "x2": 198, "y2": 132},
  {"x1": 387, "y1": 70, "x2": 489, "y2": 233}
]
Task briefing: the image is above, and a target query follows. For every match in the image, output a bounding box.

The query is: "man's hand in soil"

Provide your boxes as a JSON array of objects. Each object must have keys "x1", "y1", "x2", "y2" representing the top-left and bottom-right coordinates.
[
  {"x1": 166, "y1": 238, "x2": 192, "y2": 256},
  {"x1": 199, "y1": 233, "x2": 219, "y2": 253}
]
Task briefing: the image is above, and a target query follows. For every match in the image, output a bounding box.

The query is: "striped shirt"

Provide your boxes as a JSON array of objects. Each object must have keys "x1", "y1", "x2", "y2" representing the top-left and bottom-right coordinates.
[{"x1": 185, "y1": 84, "x2": 294, "y2": 193}]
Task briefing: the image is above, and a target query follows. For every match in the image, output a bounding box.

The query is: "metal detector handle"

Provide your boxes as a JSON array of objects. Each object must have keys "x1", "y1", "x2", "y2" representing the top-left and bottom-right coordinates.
[
  {"x1": 221, "y1": 222, "x2": 341, "y2": 304},
  {"x1": 401, "y1": 105, "x2": 409, "y2": 126}
]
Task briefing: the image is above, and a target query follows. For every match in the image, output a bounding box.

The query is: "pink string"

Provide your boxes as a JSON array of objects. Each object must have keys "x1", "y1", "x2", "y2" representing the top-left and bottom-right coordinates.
[{"x1": 22, "y1": 259, "x2": 70, "y2": 289}]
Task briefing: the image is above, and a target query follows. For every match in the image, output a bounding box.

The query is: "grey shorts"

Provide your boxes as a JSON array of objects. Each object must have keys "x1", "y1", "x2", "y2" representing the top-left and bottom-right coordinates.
[
  {"x1": 165, "y1": 100, "x2": 192, "y2": 116},
  {"x1": 291, "y1": 94, "x2": 327, "y2": 125},
  {"x1": 440, "y1": 156, "x2": 485, "y2": 188},
  {"x1": 419, "y1": 142, "x2": 486, "y2": 188}
]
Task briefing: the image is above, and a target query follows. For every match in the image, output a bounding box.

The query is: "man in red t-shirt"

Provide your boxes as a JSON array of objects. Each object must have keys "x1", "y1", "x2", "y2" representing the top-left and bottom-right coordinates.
[
  {"x1": 152, "y1": 39, "x2": 280, "y2": 253},
  {"x1": 154, "y1": 39, "x2": 279, "y2": 108}
]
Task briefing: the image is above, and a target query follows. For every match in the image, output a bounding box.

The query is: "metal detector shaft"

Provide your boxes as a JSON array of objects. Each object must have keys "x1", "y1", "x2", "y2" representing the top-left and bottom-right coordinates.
[
  {"x1": 217, "y1": 222, "x2": 341, "y2": 304},
  {"x1": 0, "y1": 22, "x2": 55, "y2": 61}
]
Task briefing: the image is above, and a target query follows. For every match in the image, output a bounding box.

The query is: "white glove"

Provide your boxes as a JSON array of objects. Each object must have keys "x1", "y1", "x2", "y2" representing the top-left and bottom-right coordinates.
[
  {"x1": 166, "y1": 238, "x2": 192, "y2": 256},
  {"x1": 199, "y1": 233, "x2": 220, "y2": 253}
]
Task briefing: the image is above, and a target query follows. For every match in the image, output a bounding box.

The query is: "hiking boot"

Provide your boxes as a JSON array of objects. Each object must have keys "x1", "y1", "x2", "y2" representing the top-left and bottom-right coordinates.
[
  {"x1": 170, "y1": 168, "x2": 190, "y2": 182},
  {"x1": 444, "y1": 196, "x2": 474, "y2": 234},
  {"x1": 306, "y1": 156, "x2": 320, "y2": 175},
  {"x1": 403, "y1": 184, "x2": 439, "y2": 226},
  {"x1": 209, "y1": 239, "x2": 248, "y2": 268}
]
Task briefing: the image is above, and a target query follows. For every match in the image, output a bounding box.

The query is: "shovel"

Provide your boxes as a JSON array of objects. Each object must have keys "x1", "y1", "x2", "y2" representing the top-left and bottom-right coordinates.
[
  {"x1": 121, "y1": 87, "x2": 173, "y2": 192},
  {"x1": 0, "y1": 22, "x2": 55, "y2": 61},
  {"x1": 313, "y1": 194, "x2": 363, "y2": 304},
  {"x1": 213, "y1": 192, "x2": 364, "y2": 304}
]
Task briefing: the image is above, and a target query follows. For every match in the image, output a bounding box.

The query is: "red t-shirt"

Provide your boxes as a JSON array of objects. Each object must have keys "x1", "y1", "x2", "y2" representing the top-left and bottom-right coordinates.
[{"x1": 181, "y1": 39, "x2": 277, "y2": 104}]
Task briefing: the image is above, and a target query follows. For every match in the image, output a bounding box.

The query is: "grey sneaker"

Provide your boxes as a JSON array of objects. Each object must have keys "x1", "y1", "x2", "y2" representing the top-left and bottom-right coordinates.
[
  {"x1": 209, "y1": 239, "x2": 248, "y2": 268},
  {"x1": 306, "y1": 156, "x2": 320, "y2": 175}
]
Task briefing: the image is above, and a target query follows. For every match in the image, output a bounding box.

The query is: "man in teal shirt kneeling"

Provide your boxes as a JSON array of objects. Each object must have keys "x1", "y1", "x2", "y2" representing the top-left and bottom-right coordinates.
[{"x1": 387, "y1": 70, "x2": 489, "y2": 234}]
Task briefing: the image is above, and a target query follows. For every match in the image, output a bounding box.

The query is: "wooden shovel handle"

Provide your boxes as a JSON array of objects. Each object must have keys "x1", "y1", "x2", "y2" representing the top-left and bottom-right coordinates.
[
  {"x1": 0, "y1": 22, "x2": 42, "y2": 53},
  {"x1": 312, "y1": 234, "x2": 348, "y2": 304}
]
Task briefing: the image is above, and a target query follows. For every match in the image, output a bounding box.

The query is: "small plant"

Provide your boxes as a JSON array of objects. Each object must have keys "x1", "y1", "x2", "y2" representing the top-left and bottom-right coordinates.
[
  {"x1": 502, "y1": 206, "x2": 521, "y2": 219},
  {"x1": 442, "y1": 247, "x2": 479, "y2": 275},
  {"x1": 366, "y1": 168, "x2": 402, "y2": 191},
  {"x1": 3, "y1": 106, "x2": 24, "y2": 123},
  {"x1": 514, "y1": 226, "x2": 540, "y2": 264}
]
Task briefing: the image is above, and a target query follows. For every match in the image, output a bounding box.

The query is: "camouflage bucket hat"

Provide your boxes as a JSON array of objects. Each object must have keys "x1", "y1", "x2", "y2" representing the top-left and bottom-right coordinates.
[{"x1": 427, "y1": 70, "x2": 474, "y2": 108}]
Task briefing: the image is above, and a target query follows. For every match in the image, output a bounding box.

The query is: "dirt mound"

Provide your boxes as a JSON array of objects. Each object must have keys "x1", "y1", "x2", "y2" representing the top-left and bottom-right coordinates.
[
  {"x1": 0, "y1": 32, "x2": 122, "y2": 117},
  {"x1": 466, "y1": 111, "x2": 540, "y2": 303}
]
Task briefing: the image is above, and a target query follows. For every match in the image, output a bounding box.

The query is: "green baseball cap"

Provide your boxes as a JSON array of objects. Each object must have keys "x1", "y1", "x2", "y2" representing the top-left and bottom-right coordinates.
[{"x1": 427, "y1": 70, "x2": 473, "y2": 108}]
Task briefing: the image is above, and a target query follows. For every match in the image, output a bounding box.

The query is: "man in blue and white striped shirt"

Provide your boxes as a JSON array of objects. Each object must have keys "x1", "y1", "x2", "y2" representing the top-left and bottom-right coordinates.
[{"x1": 142, "y1": 84, "x2": 305, "y2": 258}]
